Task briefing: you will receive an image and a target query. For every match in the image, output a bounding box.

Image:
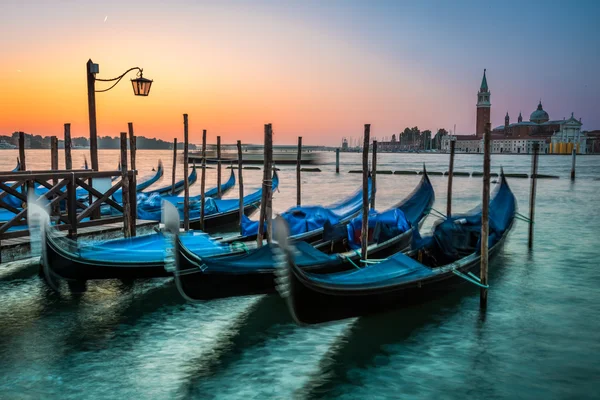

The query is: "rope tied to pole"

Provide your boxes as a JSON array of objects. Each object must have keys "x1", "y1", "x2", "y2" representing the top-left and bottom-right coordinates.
[{"x1": 452, "y1": 269, "x2": 489, "y2": 289}]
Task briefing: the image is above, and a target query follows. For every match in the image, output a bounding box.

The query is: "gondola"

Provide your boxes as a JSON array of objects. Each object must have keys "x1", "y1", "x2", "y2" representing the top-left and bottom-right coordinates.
[
  {"x1": 191, "y1": 170, "x2": 279, "y2": 232},
  {"x1": 142, "y1": 164, "x2": 198, "y2": 196},
  {"x1": 278, "y1": 172, "x2": 517, "y2": 325},
  {"x1": 132, "y1": 160, "x2": 164, "y2": 192},
  {"x1": 40, "y1": 220, "x2": 235, "y2": 288},
  {"x1": 224, "y1": 176, "x2": 373, "y2": 244},
  {"x1": 138, "y1": 171, "x2": 279, "y2": 231},
  {"x1": 173, "y1": 170, "x2": 434, "y2": 301}
]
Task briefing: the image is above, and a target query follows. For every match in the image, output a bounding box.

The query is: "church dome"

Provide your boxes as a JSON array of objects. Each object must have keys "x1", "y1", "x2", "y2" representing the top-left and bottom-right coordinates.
[{"x1": 530, "y1": 101, "x2": 549, "y2": 123}]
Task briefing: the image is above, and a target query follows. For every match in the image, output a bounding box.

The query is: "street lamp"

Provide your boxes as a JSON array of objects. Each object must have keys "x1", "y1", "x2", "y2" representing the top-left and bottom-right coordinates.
[{"x1": 86, "y1": 59, "x2": 153, "y2": 171}]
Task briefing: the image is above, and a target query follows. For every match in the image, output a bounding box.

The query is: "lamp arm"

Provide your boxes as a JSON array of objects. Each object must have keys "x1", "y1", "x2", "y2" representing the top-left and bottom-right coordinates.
[{"x1": 94, "y1": 67, "x2": 143, "y2": 93}]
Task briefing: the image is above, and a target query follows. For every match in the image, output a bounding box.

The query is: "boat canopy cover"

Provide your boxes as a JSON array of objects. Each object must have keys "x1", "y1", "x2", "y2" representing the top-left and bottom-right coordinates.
[
  {"x1": 193, "y1": 241, "x2": 341, "y2": 273},
  {"x1": 241, "y1": 178, "x2": 372, "y2": 237},
  {"x1": 300, "y1": 175, "x2": 516, "y2": 290},
  {"x1": 58, "y1": 230, "x2": 229, "y2": 263},
  {"x1": 427, "y1": 174, "x2": 516, "y2": 263},
  {"x1": 346, "y1": 208, "x2": 410, "y2": 249}
]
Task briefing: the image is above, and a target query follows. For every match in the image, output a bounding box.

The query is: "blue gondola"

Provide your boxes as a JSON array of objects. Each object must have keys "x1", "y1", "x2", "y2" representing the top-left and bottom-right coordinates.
[
  {"x1": 279, "y1": 171, "x2": 517, "y2": 325},
  {"x1": 138, "y1": 170, "x2": 278, "y2": 232},
  {"x1": 232, "y1": 176, "x2": 373, "y2": 244},
  {"x1": 172, "y1": 170, "x2": 435, "y2": 301}
]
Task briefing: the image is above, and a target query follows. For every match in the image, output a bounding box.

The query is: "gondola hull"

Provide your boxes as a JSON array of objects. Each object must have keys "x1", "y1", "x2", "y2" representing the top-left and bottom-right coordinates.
[
  {"x1": 284, "y1": 232, "x2": 510, "y2": 325},
  {"x1": 175, "y1": 221, "x2": 418, "y2": 301},
  {"x1": 44, "y1": 233, "x2": 168, "y2": 281}
]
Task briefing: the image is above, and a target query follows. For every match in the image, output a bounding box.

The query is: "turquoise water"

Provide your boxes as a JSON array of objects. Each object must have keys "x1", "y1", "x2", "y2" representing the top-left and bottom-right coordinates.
[{"x1": 1, "y1": 150, "x2": 599, "y2": 399}]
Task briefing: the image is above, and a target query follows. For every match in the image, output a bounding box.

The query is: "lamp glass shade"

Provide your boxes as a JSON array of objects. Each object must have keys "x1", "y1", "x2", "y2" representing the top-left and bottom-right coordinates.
[{"x1": 131, "y1": 77, "x2": 153, "y2": 96}]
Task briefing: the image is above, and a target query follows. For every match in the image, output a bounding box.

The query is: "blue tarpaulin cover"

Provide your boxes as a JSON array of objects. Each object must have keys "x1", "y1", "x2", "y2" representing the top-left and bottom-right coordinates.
[{"x1": 241, "y1": 178, "x2": 372, "y2": 237}]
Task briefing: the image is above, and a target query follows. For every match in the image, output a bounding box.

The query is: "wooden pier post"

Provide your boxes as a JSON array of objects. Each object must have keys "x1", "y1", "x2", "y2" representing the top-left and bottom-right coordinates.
[
  {"x1": 128, "y1": 122, "x2": 137, "y2": 237},
  {"x1": 336, "y1": 148, "x2": 340, "y2": 173},
  {"x1": 64, "y1": 123, "x2": 72, "y2": 170},
  {"x1": 171, "y1": 138, "x2": 177, "y2": 195},
  {"x1": 371, "y1": 140, "x2": 377, "y2": 209},
  {"x1": 480, "y1": 123, "x2": 491, "y2": 309},
  {"x1": 50, "y1": 136, "x2": 59, "y2": 172},
  {"x1": 447, "y1": 138, "x2": 456, "y2": 217},
  {"x1": 217, "y1": 136, "x2": 222, "y2": 198},
  {"x1": 266, "y1": 124, "x2": 274, "y2": 244},
  {"x1": 183, "y1": 114, "x2": 190, "y2": 232},
  {"x1": 297, "y1": 136, "x2": 302, "y2": 206},
  {"x1": 361, "y1": 124, "x2": 371, "y2": 260},
  {"x1": 571, "y1": 148, "x2": 576, "y2": 181},
  {"x1": 237, "y1": 140, "x2": 244, "y2": 231},
  {"x1": 18, "y1": 132, "x2": 26, "y2": 171},
  {"x1": 528, "y1": 143, "x2": 539, "y2": 249},
  {"x1": 86, "y1": 59, "x2": 99, "y2": 171},
  {"x1": 257, "y1": 124, "x2": 273, "y2": 247},
  {"x1": 120, "y1": 132, "x2": 132, "y2": 238},
  {"x1": 200, "y1": 129, "x2": 207, "y2": 230}
]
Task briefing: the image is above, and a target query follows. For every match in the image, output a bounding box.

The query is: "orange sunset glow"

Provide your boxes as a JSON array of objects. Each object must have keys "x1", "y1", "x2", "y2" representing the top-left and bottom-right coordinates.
[{"x1": 1, "y1": 1, "x2": 597, "y2": 145}]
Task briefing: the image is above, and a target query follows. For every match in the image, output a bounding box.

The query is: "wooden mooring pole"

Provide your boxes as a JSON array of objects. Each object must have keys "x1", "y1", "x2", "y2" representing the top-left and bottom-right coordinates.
[
  {"x1": 200, "y1": 129, "x2": 207, "y2": 230},
  {"x1": 128, "y1": 122, "x2": 137, "y2": 237},
  {"x1": 50, "y1": 136, "x2": 59, "y2": 172},
  {"x1": 296, "y1": 136, "x2": 302, "y2": 206},
  {"x1": 361, "y1": 124, "x2": 371, "y2": 260},
  {"x1": 480, "y1": 123, "x2": 491, "y2": 309},
  {"x1": 447, "y1": 138, "x2": 456, "y2": 217},
  {"x1": 217, "y1": 136, "x2": 222, "y2": 198},
  {"x1": 171, "y1": 138, "x2": 177, "y2": 195},
  {"x1": 183, "y1": 114, "x2": 190, "y2": 232},
  {"x1": 120, "y1": 132, "x2": 132, "y2": 238},
  {"x1": 266, "y1": 125, "x2": 273, "y2": 243},
  {"x1": 257, "y1": 124, "x2": 273, "y2": 247},
  {"x1": 18, "y1": 132, "x2": 26, "y2": 171},
  {"x1": 371, "y1": 140, "x2": 377, "y2": 209},
  {"x1": 571, "y1": 148, "x2": 576, "y2": 181},
  {"x1": 64, "y1": 123, "x2": 72, "y2": 170},
  {"x1": 528, "y1": 143, "x2": 539, "y2": 249},
  {"x1": 237, "y1": 140, "x2": 244, "y2": 231},
  {"x1": 335, "y1": 148, "x2": 340, "y2": 174}
]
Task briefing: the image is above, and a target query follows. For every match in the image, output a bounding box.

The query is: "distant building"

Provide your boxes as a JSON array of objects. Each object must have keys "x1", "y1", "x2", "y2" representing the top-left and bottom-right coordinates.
[{"x1": 441, "y1": 70, "x2": 587, "y2": 154}]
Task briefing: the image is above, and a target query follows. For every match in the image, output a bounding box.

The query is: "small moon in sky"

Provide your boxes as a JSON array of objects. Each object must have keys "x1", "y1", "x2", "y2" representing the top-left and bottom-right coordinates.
[{"x1": 104, "y1": 16, "x2": 108, "y2": 23}]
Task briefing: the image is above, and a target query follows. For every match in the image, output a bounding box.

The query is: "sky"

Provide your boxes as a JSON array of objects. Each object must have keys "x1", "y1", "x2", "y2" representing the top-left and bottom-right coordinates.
[{"x1": 0, "y1": 0, "x2": 598, "y2": 145}]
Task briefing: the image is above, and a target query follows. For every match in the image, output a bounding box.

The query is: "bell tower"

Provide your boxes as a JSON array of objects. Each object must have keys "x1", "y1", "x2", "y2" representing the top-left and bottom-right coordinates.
[{"x1": 476, "y1": 69, "x2": 491, "y2": 137}]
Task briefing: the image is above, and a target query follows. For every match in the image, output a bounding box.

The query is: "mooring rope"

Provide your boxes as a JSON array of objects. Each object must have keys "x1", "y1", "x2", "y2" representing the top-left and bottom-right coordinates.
[
  {"x1": 452, "y1": 269, "x2": 489, "y2": 288},
  {"x1": 427, "y1": 207, "x2": 447, "y2": 219},
  {"x1": 515, "y1": 212, "x2": 533, "y2": 224}
]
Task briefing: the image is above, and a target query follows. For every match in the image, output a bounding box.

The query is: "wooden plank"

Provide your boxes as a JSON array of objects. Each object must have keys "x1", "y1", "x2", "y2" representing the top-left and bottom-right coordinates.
[{"x1": 19, "y1": 132, "x2": 26, "y2": 171}]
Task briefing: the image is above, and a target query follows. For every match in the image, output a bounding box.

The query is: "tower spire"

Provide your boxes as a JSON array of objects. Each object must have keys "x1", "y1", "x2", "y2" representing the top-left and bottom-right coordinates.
[{"x1": 480, "y1": 69, "x2": 488, "y2": 92}]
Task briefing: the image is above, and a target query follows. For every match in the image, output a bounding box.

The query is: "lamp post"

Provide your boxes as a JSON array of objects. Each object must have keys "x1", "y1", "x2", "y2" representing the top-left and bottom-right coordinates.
[{"x1": 86, "y1": 59, "x2": 153, "y2": 171}]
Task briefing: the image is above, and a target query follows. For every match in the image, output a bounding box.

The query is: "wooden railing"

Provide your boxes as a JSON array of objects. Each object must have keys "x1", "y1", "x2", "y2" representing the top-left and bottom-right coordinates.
[{"x1": 0, "y1": 169, "x2": 136, "y2": 241}]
